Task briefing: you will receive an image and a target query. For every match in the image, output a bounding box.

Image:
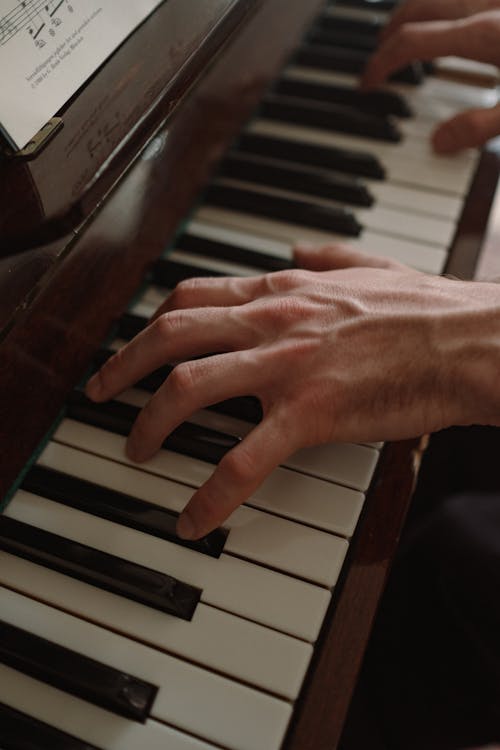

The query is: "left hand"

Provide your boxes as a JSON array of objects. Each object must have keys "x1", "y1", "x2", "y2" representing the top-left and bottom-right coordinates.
[{"x1": 86, "y1": 244, "x2": 499, "y2": 539}]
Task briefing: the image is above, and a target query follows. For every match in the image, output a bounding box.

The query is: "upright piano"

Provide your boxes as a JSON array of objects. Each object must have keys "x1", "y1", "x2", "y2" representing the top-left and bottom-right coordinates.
[{"x1": 1, "y1": 1, "x2": 499, "y2": 749}]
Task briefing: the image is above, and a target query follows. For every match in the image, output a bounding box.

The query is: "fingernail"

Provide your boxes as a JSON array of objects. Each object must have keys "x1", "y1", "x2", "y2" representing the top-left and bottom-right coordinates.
[{"x1": 177, "y1": 512, "x2": 196, "y2": 540}]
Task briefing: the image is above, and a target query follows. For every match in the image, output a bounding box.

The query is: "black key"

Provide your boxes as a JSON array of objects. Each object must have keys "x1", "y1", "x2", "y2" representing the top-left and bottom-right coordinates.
[
  {"x1": 308, "y1": 27, "x2": 378, "y2": 53},
  {"x1": 260, "y1": 92, "x2": 401, "y2": 142},
  {"x1": 204, "y1": 184, "x2": 362, "y2": 237},
  {"x1": 176, "y1": 232, "x2": 293, "y2": 272},
  {"x1": 295, "y1": 43, "x2": 424, "y2": 85},
  {"x1": 67, "y1": 390, "x2": 240, "y2": 465},
  {"x1": 22, "y1": 465, "x2": 227, "y2": 558},
  {"x1": 219, "y1": 151, "x2": 374, "y2": 206},
  {"x1": 0, "y1": 516, "x2": 200, "y2": 620},
  {"x1": 316, "y1": 11, "x2": 383, "y2": 36},
  {"x1": 117, "y1": 311, "x2": 148, "y2": 340},
  {"x1": 151, "y1": 258, "x2": 224, "y2": 289},
  {"x1": 237, "y1": 132, "x2": 385, "y2": 179},
  {"x1": 332, "y1": 0, "x2": 397, "y2": 10},
  {"x1": 0, "y1": 620, "x2": 157, "y2": 722},
  {"x1": 93, "y1": 346, "x2": 263, "y2": 424},
  {"x1": 0, "y1": 702, "x2": 102, "y2": 750},
  {"x1": 274, "y1": 76, "x2": 412, "y2": 117}
]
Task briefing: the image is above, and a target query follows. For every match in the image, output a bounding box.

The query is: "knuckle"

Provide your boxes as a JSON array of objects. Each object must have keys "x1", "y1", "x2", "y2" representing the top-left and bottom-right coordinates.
[
  {"x1": 167, "y1": 360, "x2": 198, "y2": 396},
  {"x1": 153, "y1": 310, "x2": 185, "y2": 339},
  {"x1": 219, "y1": 446, "x2": 257, "y2": 488},
  {"x1": 267, "y1": 268, "x2": 308, "y2": 293}
]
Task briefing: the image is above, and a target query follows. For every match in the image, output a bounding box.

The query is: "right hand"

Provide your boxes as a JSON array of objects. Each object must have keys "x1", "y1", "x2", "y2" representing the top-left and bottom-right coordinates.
[
  {"x1": 379, "y1": 0, "x2": 500, "y2": 41},
  {"x1": 363, "y1": 9, "x2": 500, "y2": 152}
]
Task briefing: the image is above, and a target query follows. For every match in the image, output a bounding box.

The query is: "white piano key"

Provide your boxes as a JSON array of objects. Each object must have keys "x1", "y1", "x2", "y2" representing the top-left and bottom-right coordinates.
[
  {"x1": 193, "y1": 208, "x2": 447, "y2": 274},
  {"x1": 213, "y1": 176, "x2": 456, "y2": 247},
  {"x1": 0, "y1": 586, "x2": 292, "y2": 750},
  {"x1": 53, "y1": 420, "x2": 364, "y2": 536},
  {"x1": 368, "y1": 182, "x2": 462, "y2": 222},
  {"x1": 0, "y1": 550, "x2": 312, "y2": 699},
  {"x1": 247, "y1": 120, "x2": 476, "y2": 195},
  {"x1": 38, "y1": 441, "x2": 350, "y2": 584},
  {"x1": 6, "y1": 490, "x2": 331, "y2": 642},
  {"x1": 0, "y1": 663, "x2": 220, "y2": 750}
]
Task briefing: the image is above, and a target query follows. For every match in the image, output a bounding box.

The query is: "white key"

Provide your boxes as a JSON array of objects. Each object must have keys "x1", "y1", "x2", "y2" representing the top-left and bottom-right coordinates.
[
  {"x1": 54, "y1": 420, "x2": 364, "y2": 536},
  {"x1": 6, "y1": 491, "x2": 331, "y2": 642},
  {"x1": 38, "y1": 441, "x2": 350, "y2": 584},
  {"x1": 193, "y1": 208, "x2": 447, "y2": 274},
  {"x1": 247, "y1": 120, "x2": 477, "y2": 195},
  {"x1": 369, "y1": 182, "x2": 462, "y2": 222},
  {"x1": 213, "y1": 176, "x2": 456, "y2": 247},
  {"x1": 0, "y1": 586, "x2": 291, "y2": 750},
  {"x1": 0, "y1": 663, "x2": 220, "y2": 750},
  {"x1": 0, "y1": 551, "x2": 312, "y2": 699}
]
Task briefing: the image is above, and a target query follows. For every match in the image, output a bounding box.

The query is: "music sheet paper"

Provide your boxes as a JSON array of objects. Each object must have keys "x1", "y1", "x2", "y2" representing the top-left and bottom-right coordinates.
[{"x1": 0, "y1": 0, "x2": 165, "y2": 150}]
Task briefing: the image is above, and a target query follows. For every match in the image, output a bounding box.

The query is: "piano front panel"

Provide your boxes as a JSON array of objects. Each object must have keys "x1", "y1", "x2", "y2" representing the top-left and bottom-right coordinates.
[{"x1": 1, "y1": 1, "x2": 499, "y2": 749}]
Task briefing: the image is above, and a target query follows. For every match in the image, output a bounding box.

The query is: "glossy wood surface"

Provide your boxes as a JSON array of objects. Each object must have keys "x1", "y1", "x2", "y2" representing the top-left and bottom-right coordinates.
[{"x1": 1, "y1": 2, "x2": 499, "y2": 748}]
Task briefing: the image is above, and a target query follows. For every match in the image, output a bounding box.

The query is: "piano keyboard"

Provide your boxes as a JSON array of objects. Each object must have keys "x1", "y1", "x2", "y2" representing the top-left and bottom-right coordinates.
[{"x1": 1, "y1": 1, "x2": 496, "y2": 748}]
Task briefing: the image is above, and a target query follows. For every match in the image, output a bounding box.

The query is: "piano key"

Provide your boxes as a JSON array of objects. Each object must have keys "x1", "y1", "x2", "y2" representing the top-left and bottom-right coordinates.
[
  {"x1": 0, "y1": 550, "x2": 313, "y2": 698},
  {"x1": 0, "y1": 664, "x2": 219, "y2": 750},
  {"x1": 0, "y1": 701, "x2": 102, "y2": 750},
  {"x1": 21, "y1": 465, "x2": 228, "y2": 558},
  {"x1": 0, "y1": 586, "x2": 292, "y2": 750},
  {"x1": 38, "y1": 441, "x2": 350, "y2": 584},
  {"x1": 260, "y1": 93, "x2": 401, "y2": 142},
  {"x1": 213, "y1": 177, "x2": 455, "y2": 247},
  {"x1": 332, "y1": 0, "x2": 396, "y2": 11},
  {"x1": 204, "y1": 183, "x2": 363, "y2": 236},
  {"x1": 0, "y1": 619, "x2": 157, "y2": 723},
  {"x1": 316, "y1": 9, "x2": 384, "y2": 36},
  {"x1": 6, "y1": 491, "x2": 332, "y2": 641},
  {"x1": 273, "y1": 75, "x2": 412, "y2": 117},
  {"x1": 176, "y1": 231, "x2": 294, "y2": 272},
  {"x1": 307, "y1": 27, "x2": 378, "y2": 53},
  {"x1": 53, "y1": 420, "x2": 364, "y2": 536},
  {"x1": 294, "y1": 43, "x2": 424, "y2": 85},
  {"x1": 0, "y1": 514, "x2": 200, "y2": 621},
  {"x1": 192, "y1": 208, "x2": 448, "y2": 274},
  {"x1": 218, "y1": 151, "x2": 374, "y2": 206},
  {"x1": 66, "y1": 391, "x2": 240, "y2": 465},
  {"x1": 236, "y1": 131, "x2": 386, "y2": 179},
  {"x1": 247, "y1": 119, "x2": 476, "y2": 195}
]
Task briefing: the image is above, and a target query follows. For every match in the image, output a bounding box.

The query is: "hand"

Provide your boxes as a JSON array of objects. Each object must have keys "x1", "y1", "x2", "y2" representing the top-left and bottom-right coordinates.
[
  {"x1": 363, "y1": 10, "x2": 500, "y2": 153},
  {"x1": 379, "y1": 0, "x2": 500, "y2": 42},
  {"x1": 86, "y1": 244, "x2": 500, "y2": 539}
]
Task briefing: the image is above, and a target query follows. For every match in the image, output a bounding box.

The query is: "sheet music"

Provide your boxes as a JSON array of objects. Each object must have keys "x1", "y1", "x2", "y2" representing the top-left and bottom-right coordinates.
[{"x1": 0, "y1": 0, "x2": 164, "y2": 149}]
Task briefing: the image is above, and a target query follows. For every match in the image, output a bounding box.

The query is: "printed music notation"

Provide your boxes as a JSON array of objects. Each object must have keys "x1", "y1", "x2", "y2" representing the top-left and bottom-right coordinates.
[{"x1": 0, "y1": 0, "x2": 73, "y2": 48}]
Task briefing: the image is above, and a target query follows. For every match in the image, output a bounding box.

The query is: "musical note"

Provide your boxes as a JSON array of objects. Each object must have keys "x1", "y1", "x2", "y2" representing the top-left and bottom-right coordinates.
[{"x1": 0, "y1": 0, "x2": 72, "y2": 47}]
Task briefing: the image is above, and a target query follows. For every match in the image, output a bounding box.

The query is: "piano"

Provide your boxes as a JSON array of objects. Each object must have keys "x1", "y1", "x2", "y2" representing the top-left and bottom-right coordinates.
[{"x1": 1, "y1": 1, "x2": 499, "y2": 748}]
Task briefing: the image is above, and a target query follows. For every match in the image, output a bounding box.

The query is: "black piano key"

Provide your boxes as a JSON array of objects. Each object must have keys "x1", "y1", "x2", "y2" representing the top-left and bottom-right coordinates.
[
  {"x1": 0, "y1": 516, "x2": 201, "y2": 620},
  {"x1": 0, "y1": 702, "x2": 102, "y2": 750},
  {"x1": 93, "y1": 347, "x2": 263, "y2": 424},
  {"x1": 331, "y1": 0, "x2": 397, "y2": 10},
  {"x1": 0, "y1": 619, "x2": 158, "y2": 722},
  {"x1": 151, "y1": 258, "x2": 224, "y2": 288},
  {"x1": 260, "y1": 92, "x2": 401, "y2": 143},
  {"x1": 204, "y1": 184, "x2": 363, "y2": 237},
  {"x1": 237, "y1": 132, "x2": 386, "y2": 179},
  {"x1": 22, "y1": 465, "x2": 227, "y2": 558},
  {"x1": 274, "y1": 76, "x2": 412, "y2": 118},
  {"x1": 67, "y1": 390, "x2": 240, "y2": 465},
  {"x1": 316, "y1": 11, "x2": 383, "y2": 37},
  {"x1": 295, "y1": 43, "x2": 424, "y2": 85},
  {"x1": 117, "y1": 311, "x2": 149, "y2": 340},
  {"x1": 308, "y1": 27, "x2": 378, "y2": 53},
  {"x1": 219, "y1": 151, "x2": 374, "y2": 206},
  {"x1": 176, "y1": 232, "x2": 294, "y2": 272}
]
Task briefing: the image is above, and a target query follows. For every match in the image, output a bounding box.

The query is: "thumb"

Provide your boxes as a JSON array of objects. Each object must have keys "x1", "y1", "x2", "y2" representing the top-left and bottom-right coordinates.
[{"x1": 433, "y1": 104, "x2": 500, "y2": 153}]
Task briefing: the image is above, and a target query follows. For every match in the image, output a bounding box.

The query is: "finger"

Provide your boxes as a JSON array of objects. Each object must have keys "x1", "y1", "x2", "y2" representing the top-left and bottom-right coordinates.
[
  {"x1": 294, "y1": 241, "x2": 405, "y2": 271},
  {"x1": 126, "y1": 351, "x2": 261, "y2": 462},
  {"x1": 432, "y1": 104, "x2": 500, "y2": 153},
  {"x1": 379, "y1": 0, "x2": 467, "y2": 43},
  {"x1": 176, "y1": 411, "x2": 302, "y2": 539},
  {"x1": 151, "y1": 273, "x2": 268, "y2": 321},
  {"x1": 86, "y1": 306, "x2": 250, "y2": 402},
  {"x1": 363, "y1": 19, "x2": 471, "y2": 89}
]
